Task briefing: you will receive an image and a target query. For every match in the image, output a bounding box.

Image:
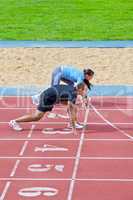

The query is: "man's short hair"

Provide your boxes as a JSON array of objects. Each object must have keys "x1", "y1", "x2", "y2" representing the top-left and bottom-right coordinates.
[{"x1": 77, "y1": 82, "x2": 85, "y2": 90}]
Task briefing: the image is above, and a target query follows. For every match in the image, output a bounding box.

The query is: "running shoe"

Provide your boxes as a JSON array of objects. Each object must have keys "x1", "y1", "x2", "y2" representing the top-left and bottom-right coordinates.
[
  {"x1": 68, "y1": 122, "x2": 84, "y2": 129},
  {"x1": 9, "y1": 120, "x2": 23, "y2": 131}
]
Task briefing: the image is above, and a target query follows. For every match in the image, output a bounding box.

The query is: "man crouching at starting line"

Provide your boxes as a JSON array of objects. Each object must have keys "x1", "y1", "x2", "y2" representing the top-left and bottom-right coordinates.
[{"x1": 9, "y1": 82, "x2": 88, "y2": 134}]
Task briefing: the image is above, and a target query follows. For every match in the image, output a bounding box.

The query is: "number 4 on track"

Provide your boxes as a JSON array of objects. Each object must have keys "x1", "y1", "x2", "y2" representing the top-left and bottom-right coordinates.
[{"x1": 34, "y1": 144, "x2": 68, "y2": 152}]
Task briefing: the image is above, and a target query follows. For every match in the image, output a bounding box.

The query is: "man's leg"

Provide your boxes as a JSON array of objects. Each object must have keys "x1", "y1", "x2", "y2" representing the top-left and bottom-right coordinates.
[
  {"x1": 67, "y1": 102, "x2": 84, "y2": 130},
  {"x1": 9, "y1": 110, "x2": 45, "y2": 131},
  {"x1": 15, "y1": 110, "x2": 45, "y2": 122}
]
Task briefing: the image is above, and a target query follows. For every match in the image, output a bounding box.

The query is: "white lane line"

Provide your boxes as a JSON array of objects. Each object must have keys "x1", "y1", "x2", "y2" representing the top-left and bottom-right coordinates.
[
  {"x1": 1, "y1": 121, "x2": 133, "y2": 125},
  {"x1": 19, "y1": 141, "x2": 29, "y2": 156},
  {"x1": 10, "y1": 160, "x2": 20, "y2": 177},
  {"x1": 0, "y1": 121, "x2": 133, "y2": 125},
  {"x1": 76, "y1": 178, "x2": 133, "y2": 182},
  {"x1": 19, "y1": 125, "x2": 35, "y2": 156},
  {"x1": 0, "y1": 181, "x2": 11, "y2": 200},
  {"x1": 0, "y1": 178, "x2": 133, "y2": 182},
  {"x1": 0, "y1": 138, "x2": 80, "y2": 141},
  {"x1": 2, "y1": 124, "x2": 36, "y2": 198},
  {"x1": 0, "y1": 156, "x2": 75, "y2": 159},
  {"x1": 0, "y1": 107, "x2": 133, "y2": 110},
  {"x1": 0, "y1": 138, "x2": 132, "y2": 141},
  {"x1": 67, "y1": 107, "x2": 90, "y2": 200},
  {"x1": 20, "y1": 124, "x2": 36, "y2": 157},
  {"x1": 0, "y1": 178, "x2": 70, "y2": 181},
  {"x1": 11, "y1": 125, "x2": 35, "y2": 177},
  {"x1": 91, "y1": 104, "x2": 133, "y2": 140},
  {"x1": 81, "y1": 157, "x2": 133, "y2": 160},
  {"x1": 27, "y1": 124, "x2": 36, "y2": 138},
  {"x1": 84, "y1": 139, "x2": 133, "y2": 141},
  {"x1": 0, "y1": 156, "x2": 133, "y2": 159}
]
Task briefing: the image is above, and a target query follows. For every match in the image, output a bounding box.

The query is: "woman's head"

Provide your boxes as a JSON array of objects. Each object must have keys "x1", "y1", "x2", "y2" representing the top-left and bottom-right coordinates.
[
  {"x1": 84, "y1": 69, "x2": 94, "y2": 81},
  {"x1": 83, "y1": 79, "x2": 92, "y2": 90}
]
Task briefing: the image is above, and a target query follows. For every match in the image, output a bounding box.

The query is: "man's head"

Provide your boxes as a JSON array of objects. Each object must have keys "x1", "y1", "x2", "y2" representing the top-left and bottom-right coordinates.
[
  {"x1": 76, "y1": 82, "x2": 86, "y2": 96},
  {"x1": 84, "y1": 69, "x2": 94, "y2": 81}
]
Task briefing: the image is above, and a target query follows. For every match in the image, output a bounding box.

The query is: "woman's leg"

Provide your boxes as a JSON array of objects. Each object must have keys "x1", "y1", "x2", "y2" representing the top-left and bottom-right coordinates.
[
  {"x1": 60, "y1": 78, "x2": 74, "y2": 86},
  {"x1": 32, "y1": 67, "x2": 62, "y2": 106},
  {"x1": 51, "y1": 66, "x2": 62, "y2": 86}
]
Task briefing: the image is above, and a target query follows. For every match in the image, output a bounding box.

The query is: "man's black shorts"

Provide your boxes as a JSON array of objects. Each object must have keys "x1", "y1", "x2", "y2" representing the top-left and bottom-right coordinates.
[
  {"x1": 37, "y1": 85, "x2": 77, "y2": 113},
  {"x1": 37, "y1": 87, "x2": 57, "y2": 112}
]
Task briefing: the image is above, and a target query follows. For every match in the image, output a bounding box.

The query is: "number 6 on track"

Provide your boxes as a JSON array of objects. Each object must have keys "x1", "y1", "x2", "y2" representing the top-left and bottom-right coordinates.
[{"x1": 18, "y1": 187, "x2": 58, "y2": 197}]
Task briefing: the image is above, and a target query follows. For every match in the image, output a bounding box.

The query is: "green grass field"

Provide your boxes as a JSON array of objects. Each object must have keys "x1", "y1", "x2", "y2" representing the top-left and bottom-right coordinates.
[{"x1": 0, "y1": 0, "x2": 133, "y2": 40}]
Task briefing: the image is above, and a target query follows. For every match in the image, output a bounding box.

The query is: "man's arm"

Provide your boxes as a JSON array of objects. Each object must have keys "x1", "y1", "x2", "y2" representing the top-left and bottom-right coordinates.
[{"x1": 67, "y1": 101, "x2": 77, "y2": 128}]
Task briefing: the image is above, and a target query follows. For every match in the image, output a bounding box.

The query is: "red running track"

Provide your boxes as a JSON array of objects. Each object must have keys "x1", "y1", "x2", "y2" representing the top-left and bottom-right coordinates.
[{"x1": 0, "y1": 96, "x2": 133, "y2": 200}]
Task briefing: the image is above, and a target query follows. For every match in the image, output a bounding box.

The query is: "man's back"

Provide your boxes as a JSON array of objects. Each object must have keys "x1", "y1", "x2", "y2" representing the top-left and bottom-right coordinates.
[{"x1": 44, "y1": 84, "x2": 77, "y2": 104}]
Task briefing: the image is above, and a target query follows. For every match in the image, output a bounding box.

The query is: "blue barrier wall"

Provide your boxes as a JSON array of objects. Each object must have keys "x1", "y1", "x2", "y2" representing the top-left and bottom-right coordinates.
[
  {"x1": 0, "y1": 85, "x2": 132, "y2": 96},
  {"x1": 0, "y1": 40, "x2": 133, "y2": 48}
]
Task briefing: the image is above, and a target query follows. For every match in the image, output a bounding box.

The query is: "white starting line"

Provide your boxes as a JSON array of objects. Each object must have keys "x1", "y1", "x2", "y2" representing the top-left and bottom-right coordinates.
[{"x1": 0, "y1": 178, "x2": 133, "y2": 182}]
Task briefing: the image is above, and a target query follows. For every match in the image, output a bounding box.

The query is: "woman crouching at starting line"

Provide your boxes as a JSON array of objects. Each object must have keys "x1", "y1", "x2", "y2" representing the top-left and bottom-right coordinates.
[{"x1": 32, "y1": 65, "x2": 94, "y2": 105}]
